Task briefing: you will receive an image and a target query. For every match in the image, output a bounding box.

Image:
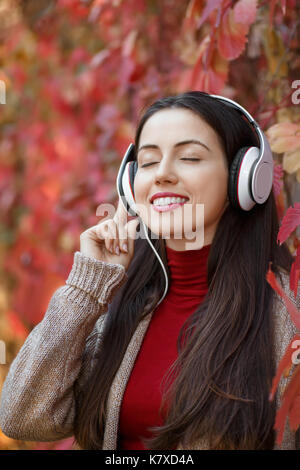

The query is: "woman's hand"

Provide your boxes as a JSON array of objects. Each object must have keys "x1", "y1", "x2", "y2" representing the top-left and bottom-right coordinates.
[{"x1": 79, "y1": 199, "x2": 140, "y2": 271}]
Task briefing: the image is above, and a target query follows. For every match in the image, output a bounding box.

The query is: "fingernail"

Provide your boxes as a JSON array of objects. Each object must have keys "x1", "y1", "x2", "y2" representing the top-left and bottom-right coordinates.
[
  {"x1": 115, "y1": 246, "x2": 120, "y2": 255},
  {"x1": 122, "y1": 243, "x2": 128, "y2": 253}
]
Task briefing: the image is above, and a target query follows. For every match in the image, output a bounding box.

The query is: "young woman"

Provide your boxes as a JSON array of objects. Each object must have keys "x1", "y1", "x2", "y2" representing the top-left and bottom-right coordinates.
[{"x1": 0, "y1": 91, "x2": 299, "y2": 450}]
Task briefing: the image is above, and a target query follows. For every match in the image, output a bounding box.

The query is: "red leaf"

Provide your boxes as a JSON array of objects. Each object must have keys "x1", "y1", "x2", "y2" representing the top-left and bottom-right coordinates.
[
  {"x1": 269, "y1": 0, "x2": 277, "y2": 25},
  {"x1": 187, "y1": 35, "x2": 229, "y2": 93},
  {"x1": 5, "y1": 310, "x2": 29, "y2": 340},
  {"x1": 273, "y1": 365, "x2": 300, "y2": 445},
  {"x1": 280, "y1": 0, "x2": 287, "y2": 15},
  {"x1": 269, "y1": 334, "x2": 300, "y2": 401},
  {"x1": 4, "y1": 236, "x2": 66, "y2": 326},
  {"x1": 217, "y1": 8, "x2": 249, "y2": 60},
  {"x1": 272, "y1": 164, "x2": 283, "y2": 199},
  {"x1": 266, "y1": 264, "x2": 300, "y2": 330},
  {"x1": 196, "y1": 0, "x2": 223, "y2": 29},
  {"x1": 290, "y1": 246, "x2": 300, "y2": 299},
  {"x1": 13, "y1": 271, "x2": 66, "y2": 326},
  {"x1": 277, "y1": 203, "x2": 300, "y2": 245},
  {"x1": 233, "y1": 0, "x2": 258, "y2": 25},
  {"x1": 289, "y1": 395, "x2": 300, "y2": 430},
  {"x1": 183, "y1": 0, "x2": 204, "y2": 30}
]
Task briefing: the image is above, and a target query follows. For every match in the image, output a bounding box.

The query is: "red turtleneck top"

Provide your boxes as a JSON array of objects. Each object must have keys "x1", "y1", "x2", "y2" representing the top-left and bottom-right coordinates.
[{"x1": 118, "y1": 243, "x2": 211, "y2": 450}]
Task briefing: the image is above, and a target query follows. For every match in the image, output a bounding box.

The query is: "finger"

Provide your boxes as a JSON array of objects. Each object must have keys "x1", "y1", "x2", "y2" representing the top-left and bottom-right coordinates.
[
  {"x1": 107, "y1": 220, "x2": 118, "y2": 254},
  {"x1": 116, "y1": 216, "x2": 127, "y2": 247},
  {"x1": 113, "y1": 198, "x2": 128, "y2": 224},
  {"x1": 96, "y1": 222, "x2": 114, "y2": 253},
  {"x1": 114, "y1": 200, "x2": 131, "y2": 250}
]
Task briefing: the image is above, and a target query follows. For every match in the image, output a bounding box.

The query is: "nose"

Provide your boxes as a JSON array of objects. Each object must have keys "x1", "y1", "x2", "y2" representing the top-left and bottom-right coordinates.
[{"x1": 154, "y1": 158, "x2": 178, "y2": 185}]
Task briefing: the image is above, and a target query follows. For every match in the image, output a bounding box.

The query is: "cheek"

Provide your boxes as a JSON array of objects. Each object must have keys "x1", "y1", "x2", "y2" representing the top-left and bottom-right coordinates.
[
  {"x1": 195, "y1": 172, "x2": 228, "y2": 196},
  {"x1": 133, "y1": 175, "x2": 144, "y2": 202},
  {"x1": 193, "y1": 172, "x2": 228, "y2": 207},
  {"x1": 133, "y1": 175, "x2": 152, "y2": 214}
]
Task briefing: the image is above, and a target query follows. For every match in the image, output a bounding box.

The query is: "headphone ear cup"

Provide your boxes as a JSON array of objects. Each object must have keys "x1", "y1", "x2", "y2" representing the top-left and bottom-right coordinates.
[{"x1": 228, "y1": 147, "x2": 251, "y2": 210}]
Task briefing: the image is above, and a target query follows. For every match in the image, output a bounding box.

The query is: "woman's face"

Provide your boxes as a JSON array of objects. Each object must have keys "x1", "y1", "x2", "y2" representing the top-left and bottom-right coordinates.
[{"x1": 134, "y1": 108, "x2": 229, "y2": 251}]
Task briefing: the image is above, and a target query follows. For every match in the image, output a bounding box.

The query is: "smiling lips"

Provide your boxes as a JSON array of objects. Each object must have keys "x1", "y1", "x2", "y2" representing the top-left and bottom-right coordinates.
[
  {"x1": 149, "y1": 192, "x2": 189, "y2": 213},
  {"x1": 152, "y1": 202, "x2": 186, "y2": 213},
  {"x1": 150, "y1": 192, "x2": 189, "y2": 203},
  {"x1": 151, "y1": 195, "x2": 189, "y2": 213}
]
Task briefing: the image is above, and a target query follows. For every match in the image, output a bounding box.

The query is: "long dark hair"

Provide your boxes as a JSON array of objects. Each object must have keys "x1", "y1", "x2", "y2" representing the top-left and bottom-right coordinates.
[{"x1": 73, "y1": 91, "x2": 293, "y2": 449}]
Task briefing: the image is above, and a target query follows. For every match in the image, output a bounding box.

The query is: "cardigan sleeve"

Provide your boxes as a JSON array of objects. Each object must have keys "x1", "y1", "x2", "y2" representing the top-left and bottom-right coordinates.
[
  {"x1": 272, "y1": 269, "x2": 300, "y2": 450},
  {"x1": 0, "y1": 251, "x2": 128, "y2": 442}
]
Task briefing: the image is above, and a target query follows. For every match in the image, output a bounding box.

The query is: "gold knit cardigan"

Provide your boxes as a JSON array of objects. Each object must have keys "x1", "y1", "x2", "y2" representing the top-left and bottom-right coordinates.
[{"x1": 0, "y1": 251, "x2": 299, "y2": 450}]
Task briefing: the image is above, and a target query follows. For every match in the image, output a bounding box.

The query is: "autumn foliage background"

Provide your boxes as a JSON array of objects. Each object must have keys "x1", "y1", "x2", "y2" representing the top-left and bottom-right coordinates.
[{"x1": 0, "y1": 0, "x2": 300, "y2": 450}]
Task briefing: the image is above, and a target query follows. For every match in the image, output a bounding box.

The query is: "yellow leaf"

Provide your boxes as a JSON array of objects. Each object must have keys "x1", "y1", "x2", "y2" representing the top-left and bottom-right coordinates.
[
  {"x1": 266, "y1": 123, "x2": 300, "y2": 153},
  {"x1": 262, "y1": 27, "x2": 288, "y2": 77},
  {"x1": 282, "y1": 149, "x2": 300, "y2": 174}
]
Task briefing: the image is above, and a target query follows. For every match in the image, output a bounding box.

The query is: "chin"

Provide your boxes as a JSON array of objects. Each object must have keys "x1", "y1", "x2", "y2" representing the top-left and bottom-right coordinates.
[{"x1": 146, "y1": 222, "x2": 185, "y2": 241}]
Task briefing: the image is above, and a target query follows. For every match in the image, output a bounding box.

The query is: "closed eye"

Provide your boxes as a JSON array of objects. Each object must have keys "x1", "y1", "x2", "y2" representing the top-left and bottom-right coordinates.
[
  {"x1": 141, "y1": 158, "x2": 200, "y2": 168},
  {"x1": 180, "y1": 158, "x2": 200, "y2": 161}
]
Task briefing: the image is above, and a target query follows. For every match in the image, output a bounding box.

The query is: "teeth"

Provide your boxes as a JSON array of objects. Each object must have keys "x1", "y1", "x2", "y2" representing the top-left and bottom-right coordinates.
[{"x1": 153, "y1": 197, "x2": 188, "y2": 206}]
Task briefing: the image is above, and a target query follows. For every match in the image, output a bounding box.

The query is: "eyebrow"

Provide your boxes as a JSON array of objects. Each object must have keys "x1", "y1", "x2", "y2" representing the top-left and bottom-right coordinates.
[{"x1": 137, "y1": 139, "x2": 211, "y2": 153}]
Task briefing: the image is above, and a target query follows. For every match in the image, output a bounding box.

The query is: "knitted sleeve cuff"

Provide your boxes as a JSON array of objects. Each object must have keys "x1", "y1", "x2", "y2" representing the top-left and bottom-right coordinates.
[{"x1": 65, "y1": 251, "x2": 127, "y2": 305}]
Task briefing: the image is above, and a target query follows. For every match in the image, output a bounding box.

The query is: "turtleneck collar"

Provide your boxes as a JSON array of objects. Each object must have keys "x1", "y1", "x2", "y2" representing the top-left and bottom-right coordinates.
[{"x1": 164, "y1": 243, "x2": 211, "y2": 304}]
